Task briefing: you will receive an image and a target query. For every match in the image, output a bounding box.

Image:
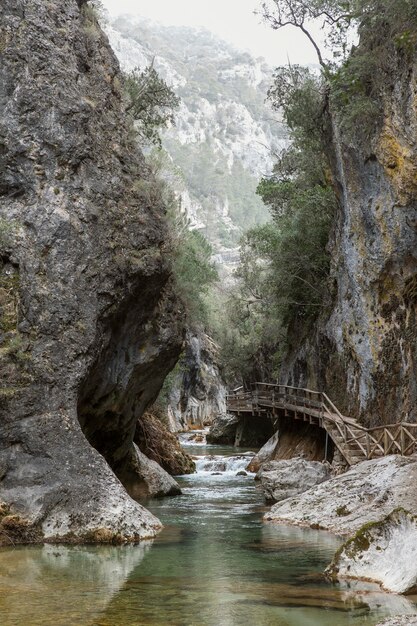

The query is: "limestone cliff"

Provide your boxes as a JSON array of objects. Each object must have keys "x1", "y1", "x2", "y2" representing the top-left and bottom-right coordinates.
[
  {"x1": 281, "y1": 50, "x2": 417, "y2": 426},
  {"x1": 0, "y1": 0, "x2": 184, "y2": 543},
  {"x1": 167, "y1": 332, "x2": 227, "y2": 431}
]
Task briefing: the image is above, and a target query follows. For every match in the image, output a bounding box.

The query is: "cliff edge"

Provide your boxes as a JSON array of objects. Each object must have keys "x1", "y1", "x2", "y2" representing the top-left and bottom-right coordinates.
[{"x1": 0, "y1": 0, "x2": 184, "y2": 543}]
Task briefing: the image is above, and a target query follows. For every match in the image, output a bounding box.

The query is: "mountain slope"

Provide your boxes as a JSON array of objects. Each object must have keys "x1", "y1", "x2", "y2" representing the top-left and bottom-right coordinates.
[{"x1": 105, "y1": 17, "x2": 287, "y2": 252}]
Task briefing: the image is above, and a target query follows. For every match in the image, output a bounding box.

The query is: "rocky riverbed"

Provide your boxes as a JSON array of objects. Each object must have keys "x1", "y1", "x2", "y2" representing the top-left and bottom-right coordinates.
[{"x1": 264, "y1": 456, "x2": 417, "y2": 535}]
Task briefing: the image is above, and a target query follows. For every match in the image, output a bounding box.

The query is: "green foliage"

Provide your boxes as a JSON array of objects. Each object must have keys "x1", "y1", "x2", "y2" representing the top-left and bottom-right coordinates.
[
  {"x1": 164, "y1": 138, "x2": 269, "y2": 246},
  {"x1": 263, "y1": 1, "x2": 417, "y2": 143},
  {"x1": 170, "y1": 216, "x2": 218, "y2": 327},
  {"x1": 329, "y1": 0, "x2": 417, "y2": 142},
  {"x1": 124, "y1": 65, "x2": 180, "y2": 147},
  {"x1": 146, "y1": 150, "x2": 218, "y2": 327},
  {"x1": 217, "y1": 66, "x2": 336, "y2": 383}
]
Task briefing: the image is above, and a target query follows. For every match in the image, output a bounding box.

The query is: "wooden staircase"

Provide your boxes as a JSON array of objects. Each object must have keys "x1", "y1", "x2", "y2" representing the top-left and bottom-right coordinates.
[{"x1": 227, "y1": 383, "x2": 417, "y2": 466}]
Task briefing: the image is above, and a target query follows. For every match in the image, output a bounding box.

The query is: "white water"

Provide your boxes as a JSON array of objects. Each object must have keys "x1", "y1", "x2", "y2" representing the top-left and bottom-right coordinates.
[{"x1": 195, "y1": 454, "x2": 254, "y2": 475}]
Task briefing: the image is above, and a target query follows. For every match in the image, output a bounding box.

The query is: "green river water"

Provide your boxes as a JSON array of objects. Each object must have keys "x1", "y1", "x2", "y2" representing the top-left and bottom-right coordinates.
[{"x1": 1, "y1": 442, "x2": 416, "y2": 626}]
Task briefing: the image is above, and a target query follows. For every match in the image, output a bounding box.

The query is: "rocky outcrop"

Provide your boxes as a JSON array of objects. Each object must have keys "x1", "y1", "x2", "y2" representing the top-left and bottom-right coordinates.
[
  {"x1": 0, "y1": 0, "x2": 184, "y2": 543},
  {"x1": 206, "y1": 412, "x2": 274, "y2": 447},
  {"x1": 326, "y1": 509, "x2": 417, "y2": 594},
  {"x1": 167, "y1": 332, "x2": 227, "y2": 431},
  {"x1": 256, "y1": 458, "x2": 330, "y2": 503},
  {"x1": 105, "y1": 18, "x2": 286, "y2": 253},
  {"x1": 206, "y1": 413, "x2": 240, "y2": 445},
  {"x1": 124, "y1": 446, "x2": 181, "y2": 500},
  {"x1": 265, "y1": 456, "x2": 417, "y2": 535},
  {"x1": 135, "y1": 411, "x2": 195, "y2": 475},
  {"x1": 247, "y1": 432, "x2": 279, "y2": 473},
  {"x1": 279, "y1": 50, "x2": 417, "y2": 427}
]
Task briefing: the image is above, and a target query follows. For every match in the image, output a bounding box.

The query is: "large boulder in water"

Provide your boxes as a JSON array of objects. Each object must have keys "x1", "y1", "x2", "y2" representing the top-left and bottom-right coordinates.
[
  {"x1": 206, "y1": 413, "x2": 240, "y2": 444},
  {"x1": 326, "y1": 509, "x2": 417, "y2": 594},
  {"x1": 247, "y1": 432, "x2": 279, "y2": 472},
  {"x1": 257, "y1": 458, "x2": 330, "y2": 503},
  {"x1": 124, "y1": 445, "x2": 182, "y2": 500},
  {"x1": 265, "y1": 456, "x2": 417, "y2": 535}
]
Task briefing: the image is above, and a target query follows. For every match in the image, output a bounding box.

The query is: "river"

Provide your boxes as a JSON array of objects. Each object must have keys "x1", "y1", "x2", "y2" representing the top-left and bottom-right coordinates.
[{"x1": 0, "y1": 439, "x2": 416, "y2": 625}]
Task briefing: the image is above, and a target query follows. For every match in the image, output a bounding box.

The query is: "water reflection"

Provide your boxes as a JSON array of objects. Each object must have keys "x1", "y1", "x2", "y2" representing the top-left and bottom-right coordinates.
[
  {"x1": 1, "y1": 447, "x2": 417, "y2": 626},
  {"x1": 0, "y1": 543, "x2": 152, "y2": 626}
]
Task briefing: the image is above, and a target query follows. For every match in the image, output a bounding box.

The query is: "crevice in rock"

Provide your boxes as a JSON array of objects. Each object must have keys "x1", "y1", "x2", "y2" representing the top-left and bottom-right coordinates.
[{"x1": 77, "y1": 275, "x2": 184, "y2": 497}]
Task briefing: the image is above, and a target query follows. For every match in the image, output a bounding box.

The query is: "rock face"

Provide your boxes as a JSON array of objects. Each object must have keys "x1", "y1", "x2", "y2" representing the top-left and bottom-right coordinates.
[
  {"x1": 256, "y1": 458, "x2": 330, "y2": 503},
  {"x1": 105, "y1": 17, "x2": 287, "y2": 253},
  {"x1": 0, "y1": 0, "x2": 184, "y2": 543},
  {"x1": 167, "y1": 332, "x2": 227, "y2": 431},
  {"x1": 206, "y1": 413, "x2": 240, "y2": 445},
  {"x1": 279, "y1": 49, "x2": 417, "y2": 426},
  {"x1": 326, "y1": 509, "x2": 417, "y2": 594},
  {"x1": 206, "y1": 412, "x2": 274, "y2": 447},
  {"x1": 265, "y1": 456, "x2": 417, "y2": 535}
]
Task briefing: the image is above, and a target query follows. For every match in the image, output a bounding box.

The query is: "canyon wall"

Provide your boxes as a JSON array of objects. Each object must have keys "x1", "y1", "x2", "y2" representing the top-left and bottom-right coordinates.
[
  {"x1": 0, "y1": 0, "x2": 184, "y2": 543},
  {"x1": 281, "y1": 52, "x2": 417, "y2": 426}
]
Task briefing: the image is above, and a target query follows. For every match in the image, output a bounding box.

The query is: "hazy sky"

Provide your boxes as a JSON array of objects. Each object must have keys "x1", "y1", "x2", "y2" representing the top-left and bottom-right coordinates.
[{"x1": 101, "y1": 0, "x2": 320, "y2": 66}]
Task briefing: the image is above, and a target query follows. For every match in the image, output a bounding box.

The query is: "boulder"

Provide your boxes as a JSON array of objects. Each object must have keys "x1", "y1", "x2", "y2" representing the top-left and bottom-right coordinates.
[
  {"x1": 123, "y1": 446, "x2": 182, "y2": 500},
  {"x1": 264, "y1": 456, "x2": 417, "y2": 535},
  {"x1": 326, "y1": 509, "x2": 417, "y2": 594},
  {"x1": 0, "y1": 0, "x2": 184, "y2": 543},
  {"x1": 206, "y1": 413, "x2": 240, "y2": 444},
  {"x1": 257, "y1": 458, "x2": 330, "y2": 503},
  {"x1": 247, "y1": 432, "x2": 279, "y2": 473}
]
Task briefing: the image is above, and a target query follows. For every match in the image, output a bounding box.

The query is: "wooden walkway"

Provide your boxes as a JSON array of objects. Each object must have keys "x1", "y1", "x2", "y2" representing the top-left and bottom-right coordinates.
[{"x1": 227, "y1": 383, "x2": 417, "y2": 466}]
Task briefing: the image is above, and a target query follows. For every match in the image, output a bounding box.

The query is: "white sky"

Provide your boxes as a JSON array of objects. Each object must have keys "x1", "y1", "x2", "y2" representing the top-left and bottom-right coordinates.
[{"x1": 101, "y1": 0, "x2": 321, "y2": 66}]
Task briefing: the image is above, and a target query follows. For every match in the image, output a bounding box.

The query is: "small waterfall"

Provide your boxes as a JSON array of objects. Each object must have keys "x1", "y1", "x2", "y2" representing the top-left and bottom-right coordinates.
[{"x1": 195, "y1": 454, "x2": 254, "y2": 475}]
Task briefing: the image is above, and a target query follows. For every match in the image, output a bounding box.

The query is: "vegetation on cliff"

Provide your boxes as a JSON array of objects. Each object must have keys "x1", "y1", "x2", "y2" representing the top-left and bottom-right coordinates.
[{"x1": 217, "y1": 0, "x2": 417, "y2": 385}]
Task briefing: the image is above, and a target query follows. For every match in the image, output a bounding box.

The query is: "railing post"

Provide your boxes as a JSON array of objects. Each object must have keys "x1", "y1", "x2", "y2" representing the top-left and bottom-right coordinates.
[
  {"x1": 384, "y1": 429, "x2": 388, "y2": 455},
  {"x1": 366, "y1": 432, "x2": 370, "y2": 459},
  {"x1": 400, "y1": 426, "x2": 405, "y2": 456}
]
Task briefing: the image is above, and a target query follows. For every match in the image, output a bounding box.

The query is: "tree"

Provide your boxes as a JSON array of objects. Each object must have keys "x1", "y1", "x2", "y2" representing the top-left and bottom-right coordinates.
[
  {"x1": 260, "y1": 0, "x2": 356, "y2": 68},
  {"x1": 124, "y1": 64, "x2": 180, "y2": 147}
]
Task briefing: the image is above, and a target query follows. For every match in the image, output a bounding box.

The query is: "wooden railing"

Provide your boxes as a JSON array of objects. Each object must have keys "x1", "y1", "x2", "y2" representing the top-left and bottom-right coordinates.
[{"x1": 227, "y1": 383, "x2": 417, "y2": 463}]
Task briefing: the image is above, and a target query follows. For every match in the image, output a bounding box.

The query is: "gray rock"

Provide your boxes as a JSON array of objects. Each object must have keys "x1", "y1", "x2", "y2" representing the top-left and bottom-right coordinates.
[
  {"x1": 376, "y1": 617, "x2": 417, "y2": 626},
  {"x1": 278, "y1": 40, "x2": 417, "y2": 427},
  {"x1": 206, "y1": 413, "x2": 240, "y2": 444},
  {"x1": 265, "y1": 456, "x2": 417, "y2": 535},
  {"x1": 248, "y1": 432, "x2": 279, "y2": 473},
  {"x1": 124, "y1": 446, "x2": 181, "y2": 499},
  {"x1": 167, "y1": 331, "x2": 227, "y2": 431},
  {"x1": 257, "y1": 458, "x2": 330, "y2": 503},
  {"x1": 326, "y1": 509, "x2": 417, "y2": 594},
  {"x1": 0, "y1": 0, "x2": 184, "y2": 543}
]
